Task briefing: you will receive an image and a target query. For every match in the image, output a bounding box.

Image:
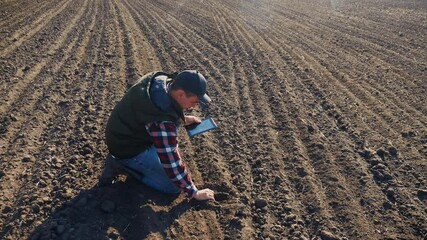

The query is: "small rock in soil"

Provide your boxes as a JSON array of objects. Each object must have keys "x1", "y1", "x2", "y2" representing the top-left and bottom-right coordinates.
[
  {"x1": 32, "y1": 204, "x2": 41, "y2": 213},
  {"x1": 286, "y1": 214, "x2": 297, "y2": 223},
  {"x1": 255, "y1": 198, "x2": 268, "y2": 208},
  {"x1": 101, "y1": 200, "x2": 115, "y2": 213},
  {"x1": 215, "y1": 192, "x2": 230, "y2": 201},
  {"x1": 361, "y1": 150, "x2": 372, "y2": 159},
  {"x1": 38, "y1": 180, "x2": 48, "y2": 188},
  {"x1": 22, "y1": 155, "x2": 32, "y2": 162},
  {"x1": 383, "y1": 201, "x2": 393, "y2": 210},
  {"x1": 319, "y1": 230, "x2": 340, "y2": 240},
  {"x1": 2, "y1": 205, "x2": 12, "y2": 213},
  {"x1": 417, "y1": 189, "x2": 427, "y2": 201},
  {"x1": 388, "y1": 146, "x2": 398, "y2": 157},
  {"x1": 82, "y1": 147, "x2": 92, "y2": 156},
  {"x1": 376, "y1": 148, "x2": 386, "y2": 159},
  {"x1": 401, "y1": 131, "x2": 416, "y2": 138},
  {"x1": 274, "y1": 176, "x2": 282, "y2": 185}
]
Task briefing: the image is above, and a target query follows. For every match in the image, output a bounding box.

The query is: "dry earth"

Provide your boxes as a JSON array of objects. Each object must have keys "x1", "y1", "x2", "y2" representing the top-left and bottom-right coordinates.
[{"x1": 0, "y1": 0, "x2": 426, "y2": 239}]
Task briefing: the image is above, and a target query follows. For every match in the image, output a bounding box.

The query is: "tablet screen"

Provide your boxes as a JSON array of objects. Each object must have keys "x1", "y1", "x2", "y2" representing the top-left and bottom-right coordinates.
[{"x1": 185, "y1": 117, "x2": 218, "y2": 137}]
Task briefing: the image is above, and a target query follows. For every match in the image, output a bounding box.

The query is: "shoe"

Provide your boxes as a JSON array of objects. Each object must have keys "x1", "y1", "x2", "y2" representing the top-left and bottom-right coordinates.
[{"x1": 99, "y1": 154, "x2": 126, "y2": 185}]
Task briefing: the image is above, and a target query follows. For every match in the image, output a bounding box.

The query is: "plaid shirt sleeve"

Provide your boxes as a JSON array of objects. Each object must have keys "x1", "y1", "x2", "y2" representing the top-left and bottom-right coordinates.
[{"x1": 145, "y1": 121, "x2": 198, "y2": 197}]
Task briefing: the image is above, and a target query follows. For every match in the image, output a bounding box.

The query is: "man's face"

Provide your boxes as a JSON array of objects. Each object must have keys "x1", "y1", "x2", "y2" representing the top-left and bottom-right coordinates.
[{"x1": 175, "y1": 90, "x2": 200, "y2": 110}]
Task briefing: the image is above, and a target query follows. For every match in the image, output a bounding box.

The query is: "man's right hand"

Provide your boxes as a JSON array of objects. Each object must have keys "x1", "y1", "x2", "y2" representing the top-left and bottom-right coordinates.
[{"x1": 193, "y1": 188, "x2": 215, "y2": 201}]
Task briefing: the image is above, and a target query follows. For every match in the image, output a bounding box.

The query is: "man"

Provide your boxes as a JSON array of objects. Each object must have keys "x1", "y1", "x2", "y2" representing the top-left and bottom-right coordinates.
[{"x1": 104, "y1": 70, "x2": 215, "y2": 201}]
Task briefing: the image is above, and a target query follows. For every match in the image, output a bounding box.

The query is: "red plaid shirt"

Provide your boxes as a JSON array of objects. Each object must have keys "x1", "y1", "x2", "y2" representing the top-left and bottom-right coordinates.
[{"x1": 145, "y1": 121, "x2": 198, "y2": 197}]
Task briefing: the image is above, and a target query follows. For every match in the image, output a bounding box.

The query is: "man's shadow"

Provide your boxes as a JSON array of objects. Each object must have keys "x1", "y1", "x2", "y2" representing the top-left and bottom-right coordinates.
[{"x1": 29, "y1": 174, "x2": 214, "y2": 240}]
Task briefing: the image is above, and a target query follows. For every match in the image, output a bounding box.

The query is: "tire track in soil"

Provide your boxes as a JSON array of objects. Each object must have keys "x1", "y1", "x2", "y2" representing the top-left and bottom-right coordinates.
[
  {"x1": 0, "y1": 0, "x2": 72, "y2": 57},
  {"x1": 0, "y1": 0, "x2": 99, "y2": 238}
]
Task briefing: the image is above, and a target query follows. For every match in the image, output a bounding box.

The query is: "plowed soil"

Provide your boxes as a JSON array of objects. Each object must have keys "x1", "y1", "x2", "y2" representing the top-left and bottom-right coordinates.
[{"x1": 1, "y1": 0, "x2": 426, "y2": 239}]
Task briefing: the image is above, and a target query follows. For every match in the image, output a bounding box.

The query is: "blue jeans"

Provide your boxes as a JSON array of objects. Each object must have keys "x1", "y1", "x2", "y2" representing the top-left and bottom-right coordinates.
[{"x1": 112, "y1": 146, "x2": 180, "y2": 194}]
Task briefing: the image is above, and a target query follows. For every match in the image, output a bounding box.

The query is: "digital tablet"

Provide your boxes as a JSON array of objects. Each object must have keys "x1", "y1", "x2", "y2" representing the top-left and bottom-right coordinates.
[{"x1": 185, "y1": 117, "x2": 218, "y2": 137}]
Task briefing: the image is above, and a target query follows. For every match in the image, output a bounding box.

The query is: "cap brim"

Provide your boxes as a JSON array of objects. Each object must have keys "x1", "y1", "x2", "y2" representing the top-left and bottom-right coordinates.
[{"x1": 198, "y1": 94, "x2": 211, "y2": 104}]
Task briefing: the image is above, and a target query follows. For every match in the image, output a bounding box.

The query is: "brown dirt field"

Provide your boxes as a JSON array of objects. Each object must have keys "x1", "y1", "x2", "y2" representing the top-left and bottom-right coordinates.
[{"x1": 1, "y1": 0, "x2": 426, "y2": 239}]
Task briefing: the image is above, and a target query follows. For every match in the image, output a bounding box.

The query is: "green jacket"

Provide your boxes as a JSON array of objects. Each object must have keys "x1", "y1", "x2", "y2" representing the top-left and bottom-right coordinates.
[{"x1": 105, "y1": 71, "x2": 185, "y2": 159}]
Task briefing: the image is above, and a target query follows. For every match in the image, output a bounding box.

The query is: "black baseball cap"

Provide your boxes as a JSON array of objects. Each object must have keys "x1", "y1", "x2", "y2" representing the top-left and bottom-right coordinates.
[{"x1": 174, "y1": 70, "x2": 211, "y2": 104}]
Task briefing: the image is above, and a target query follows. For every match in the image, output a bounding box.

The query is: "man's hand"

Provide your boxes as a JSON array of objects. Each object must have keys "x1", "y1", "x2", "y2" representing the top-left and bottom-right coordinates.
[
  {"x1": 185, "y1": 115, "x2": 201, "y2": 126},
  {"x1": 193, "y1": 188, "x2": 215, "y2": 201}
]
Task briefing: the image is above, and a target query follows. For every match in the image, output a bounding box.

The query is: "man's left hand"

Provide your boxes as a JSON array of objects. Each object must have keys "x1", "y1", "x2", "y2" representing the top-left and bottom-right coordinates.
[{"x1": 185, "y1": 115, "x2": 201, "y2": 126}]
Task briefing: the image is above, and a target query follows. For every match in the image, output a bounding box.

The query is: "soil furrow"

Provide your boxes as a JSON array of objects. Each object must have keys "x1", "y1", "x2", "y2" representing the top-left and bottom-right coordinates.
[
  {"x1": 207, "y1": 4, "x2": 324, "y2": 238},
  {"x1": 1, "y1": 0, "x2": 426, "y2": 239},
  {"x1": 211, "y1": 1, "x2": 402, "y2": 237},
  {"x1": 108, "y1": 0, "x2": 236, "y2": 238},
  {"x1": 0, "y1": 0, "x2": 99, "y2": 238},
  {"x1": 135, "y1": 2, "x2": 249, "y2": 237},
  {"x1": 0, "y1": 0, "x2": 57, "y2": 37},
  {"x1": 0, "y1": 0, "x2": 72, "y2": 57},
  {"x1": 114, "y1": 0, "x2": 161, "y2": 83},
  {"x1": 125, "y1": 0, "x2": 226, "y2": 101},
  {"x1": 280, "y1": 7, "x2": 427, "y2": 91},
  {"x1": 120, "y1": 0, "x2": 176, "y2": 71},
  {"x1": 265, "y1": 0, "x2": 426, "y2": 62},
  {"x1": 249, "y1": 19, "x2": 426, "y2": 235},
  {"x1": 0, "y1": 0, "x2": 89, "y2": 116},
  {"x1": 233, "y1": 1, "x2": 427, "y2": 120},
  {"x1": 232, "y1": 1, "x2": 426, "y2": 109},
  {"x1": 266, "y1": 39, "x2": 426, "y2": 238},
  {"x1": 137, "y1": 0, "x2": 229, "y2": 58},
  {"x1": 234, "y1": 1, "x2": 427, "y2": 159}
]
